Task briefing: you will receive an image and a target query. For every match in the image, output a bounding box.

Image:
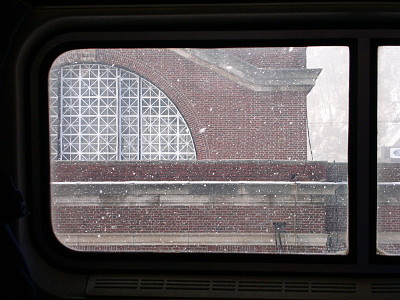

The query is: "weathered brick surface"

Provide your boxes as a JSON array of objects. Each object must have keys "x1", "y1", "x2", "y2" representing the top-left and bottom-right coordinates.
[
  {"x1": 52, "y1": 205, "x2": 328, "y2": 234},
  {"x1": 378, "y1": 163, "x2": 400, "y2": 182},
  {"x1": 326, "y1": 163, "x2": 348, "y2": 182},
  {"x1": 69, "y1": 245, "x2": 329, "y2": 253},
  {"x1": 377, "y1": 205, "x2": 400, "y2": 232},
  {"x1": 52, "y1": 160, "x2": 328, "y2": 182}
]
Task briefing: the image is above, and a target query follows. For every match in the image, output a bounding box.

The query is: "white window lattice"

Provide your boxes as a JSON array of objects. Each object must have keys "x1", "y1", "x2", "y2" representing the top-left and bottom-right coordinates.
[{"x1": 50, "y1": 63, "x2": 196, "y2": 161}]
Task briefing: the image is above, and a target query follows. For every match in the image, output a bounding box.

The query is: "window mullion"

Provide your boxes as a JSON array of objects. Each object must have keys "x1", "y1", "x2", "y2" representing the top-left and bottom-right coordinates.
[
  {"x1": 355, "y1": 38, "x2": 372, "y2": 264},
  {"x1": 139, "y1": 78, "x2": 143, "y2": 160},
  {"x1": 79, "y1": 64, "x2": 82, "y2": 160},
  {"x1": 117, "y1": 69, "x2": 122, "y2": 161},
  {"x1": 96, "y1": 65, "x2": 101, "y2": 161},
  {"x1": 59, "y1": 67, "x2": 65, "y2": 160},
  {"x1": 158, "y1": 93, "x2": 161, "y2": 160}
]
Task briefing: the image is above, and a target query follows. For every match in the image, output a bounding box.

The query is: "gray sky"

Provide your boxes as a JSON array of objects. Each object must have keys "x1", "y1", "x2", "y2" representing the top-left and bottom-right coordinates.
[
  {"x1": 378, "y1": 46, "x2": 400, "y2": 157},
  {"x1": 307, "y1": 46, "x2": 349, "y2": 162}
]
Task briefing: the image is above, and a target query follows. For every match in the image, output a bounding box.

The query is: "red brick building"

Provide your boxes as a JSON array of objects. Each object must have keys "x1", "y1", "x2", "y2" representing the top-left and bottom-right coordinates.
[{"x1": 49, "y1": 48, "x2": 353, "y2": 254}]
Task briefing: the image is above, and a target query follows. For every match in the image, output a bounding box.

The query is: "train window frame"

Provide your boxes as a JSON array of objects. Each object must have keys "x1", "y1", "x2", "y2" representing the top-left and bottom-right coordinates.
[
  {"x1": 47, "y1": 46, "x2": 349, "y2": 256},
  {"x1": 12, "y1": 2, "x2": 400, "y2": 283},
  {"x1": 35, "y1": 44, "x2": 355, "y2": 268}
]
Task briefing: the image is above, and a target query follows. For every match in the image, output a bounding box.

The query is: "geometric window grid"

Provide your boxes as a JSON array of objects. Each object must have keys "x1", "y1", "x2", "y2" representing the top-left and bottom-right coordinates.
[{"x1": 49, "y1": 63, "x2": 196, "y2": 161}]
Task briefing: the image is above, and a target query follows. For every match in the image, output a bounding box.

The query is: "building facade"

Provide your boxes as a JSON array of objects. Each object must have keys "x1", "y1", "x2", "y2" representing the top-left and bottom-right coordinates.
[{"x1": 48, "y1": 48, "x2": 355, "y2": 254}]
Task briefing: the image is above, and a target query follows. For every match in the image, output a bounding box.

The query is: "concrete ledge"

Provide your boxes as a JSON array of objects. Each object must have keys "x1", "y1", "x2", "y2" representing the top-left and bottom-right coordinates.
[
  {"x1": 377, "y1": 232, "x2": 400, "y2": 244},
  {"x1": 173, "y1": 48, "x2": 321, "y2": 92},
  {"x1": 55, "y1": 232, "x2": 335, "y2": 247},
  {"x1": 51, "y1": 181, "x2": 348, "y2": 206}
]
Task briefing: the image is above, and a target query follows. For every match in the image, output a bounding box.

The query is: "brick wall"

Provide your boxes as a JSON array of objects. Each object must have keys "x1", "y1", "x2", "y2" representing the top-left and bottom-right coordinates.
[
  {"x1": 378, "y1": 163, "x2": 400, "y2": 182},
  {"x1": 52, "y1": 48, "x2": 308, "y2": 160},
  {"x1": 53, "y1": 205, "x2": 328, "y2": 235},
  {"x1": 52, "y1": 198, "x2": 347, "y2": 254},
  {"x1": 48, "y1": 48, "x2": 400, "y2": 255},
  {"x1": 326, "y1": 163, "x2": 348, "y2": 182},
  {"x1": 52, "y1": 160, "x2": 328, "y2": 182},
  {"x1": 377, "y1": 205, "x2": 400, "y2": 232},
  {"x1": 49, "y1": 48, "x2": 352, "y2": 254},
  {"x1": 51, "y1": 178, "x2": 348, "y2": 254}
]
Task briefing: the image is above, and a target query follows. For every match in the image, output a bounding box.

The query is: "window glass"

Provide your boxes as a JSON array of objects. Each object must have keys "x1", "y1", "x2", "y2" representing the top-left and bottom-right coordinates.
[
  {"x1": 377, "y1": 46, "x2": 400, "y2": 255},
  {"x1": 49, "y1": 47, "x2": 349, "y2": 254},
  {"x1": 50, "y1": 63, "x2": 196, "y2": 161}
]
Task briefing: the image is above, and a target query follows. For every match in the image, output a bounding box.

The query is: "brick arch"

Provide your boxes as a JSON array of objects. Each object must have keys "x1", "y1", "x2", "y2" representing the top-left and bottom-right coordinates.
[
  {"x1": 52, "y1": 48, "x2": 310, "y2": 161},
  {"x1": 51, "y1": 49, "x2": 209, "y2": 159},
  {"x1": 92, "y1": 49, "x2": 209, "y2": 159},
  {"x1": 52, "y1": 54, "x2": 208, "y2": 158}
]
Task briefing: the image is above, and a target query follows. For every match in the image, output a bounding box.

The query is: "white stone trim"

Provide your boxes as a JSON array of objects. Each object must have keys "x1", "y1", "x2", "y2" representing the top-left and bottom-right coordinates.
[
  {"x1": 172, "y1": 48, "x2": 321, "y2": 93},
  {"x1": 55, "y1": 232, "x2": 335, "y2": 248},
  {"x1": 51, "y1": 181, "x2": 348, "y2": 206}
]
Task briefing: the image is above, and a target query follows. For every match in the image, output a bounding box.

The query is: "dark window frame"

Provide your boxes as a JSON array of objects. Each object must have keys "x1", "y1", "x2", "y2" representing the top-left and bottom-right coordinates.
[{"x1": 16, "y1": 4, "x2": 400, "y2": 275}]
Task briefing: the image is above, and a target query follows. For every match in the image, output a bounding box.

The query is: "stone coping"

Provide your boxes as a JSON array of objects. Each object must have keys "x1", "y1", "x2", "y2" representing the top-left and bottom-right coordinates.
[
  {"x1": 51, "y1": 181, "x2": 348, "y2": 206},
  {"x1": 56, "y1": 232, "x2": 344, "y2": 248}
]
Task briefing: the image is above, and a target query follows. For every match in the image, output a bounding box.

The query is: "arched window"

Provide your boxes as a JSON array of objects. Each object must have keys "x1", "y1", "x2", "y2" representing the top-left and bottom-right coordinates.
[{"x1": 50, "y1": 63, "x2": 196, "y2": 161}]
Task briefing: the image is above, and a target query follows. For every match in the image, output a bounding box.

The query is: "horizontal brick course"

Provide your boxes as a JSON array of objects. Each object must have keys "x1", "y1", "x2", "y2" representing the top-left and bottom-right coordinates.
[
  {"x1": 52, "y1": 205, "x2": 329, "y2": 234},
  {"x1": 52, "y1": 160, "x2": 329, "y2": 182}
]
